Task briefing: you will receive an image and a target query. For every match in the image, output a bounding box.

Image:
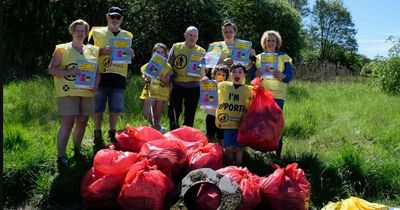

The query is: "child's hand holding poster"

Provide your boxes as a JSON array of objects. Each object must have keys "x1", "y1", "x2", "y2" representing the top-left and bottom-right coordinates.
[
  {"x1": 200, "y1": 80, "x2": 218, "y2": 109},
  {"x1": 143, "y1": 52, "x2": 167, "y2": 79},
  {"x1": 231, "y1": 39, "x2": 252, "y2": 66},
  {"x1": 204, "y1": 44, "x2": 222, "y2": 68},
  {"x1": 260, "y1": 52, "x2": 279, "y2": 79},
  {"x1": 75, "y1": 60, "x2": 97, "y2": 89},
  {"x1": 111, "y1": 38, "x2": 132, "y2": 64},
  {"x1": 187, "y1": 52, "x2": 205, "y2": 77}
]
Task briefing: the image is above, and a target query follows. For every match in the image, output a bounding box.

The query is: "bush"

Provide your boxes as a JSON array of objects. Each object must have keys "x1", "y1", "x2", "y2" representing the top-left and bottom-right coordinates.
[{"x1": 372, "y1": 57, "x2": 400, "y2": 94}]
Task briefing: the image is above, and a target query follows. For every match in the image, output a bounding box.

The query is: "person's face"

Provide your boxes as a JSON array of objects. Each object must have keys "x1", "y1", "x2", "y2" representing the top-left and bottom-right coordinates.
[
  {"x1": 230, "y1": 67, "x2": 245, "y2": 84},
  {"x1": 214, "y1": 70, "x2": 227, "y2": 82},
  {"x1": 265, "y1": 34, "x2": 277, "y2": 52},
  {"x1": 106, "y1": 14, "x2": 123, "y2": 30},
  {"x1": 72, "y1": 24, "x2": 87, "y2": 42},
  {"x1": 222, "y1": 25, "x2": 236, "y2": 41},
  {"x1": 184, "y1": 30, "x2": 198, "y2": 47},
  {"x1": 154, "y1": 47, "x2": 167, "y2": 58}
]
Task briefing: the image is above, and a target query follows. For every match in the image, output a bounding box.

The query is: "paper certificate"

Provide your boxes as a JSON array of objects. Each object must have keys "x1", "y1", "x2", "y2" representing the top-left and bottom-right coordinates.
[
  {"x1": 187, "y1": 52, "x2": 205, "y2": 77},
  {"x1": 143, "y1": 52, "x2": 167, "y2": 79},
  {"x1": 204, "y1": 44, "x2": 222, "y2": 68},
  {"x1": 231, "y1": 39, "x2": 252, "y2": 66},
  {"x1": 111, "y1": 38, "x2": 132, "y2": 64},
  {"x1": 200, "y1": 80, "x2": 218, "y2": 109},
  {"x1": 75, "y1": 60, "x2": 97, "y2": 89},
  {"x1": 260, "y1": 53, "x2": 279, "y2": 79}
]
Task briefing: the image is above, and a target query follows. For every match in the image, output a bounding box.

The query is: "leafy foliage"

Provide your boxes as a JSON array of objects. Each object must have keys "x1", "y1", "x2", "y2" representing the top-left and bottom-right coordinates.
[{"x1": 371, "y1": 56, "x2": 400, "y2": 94}]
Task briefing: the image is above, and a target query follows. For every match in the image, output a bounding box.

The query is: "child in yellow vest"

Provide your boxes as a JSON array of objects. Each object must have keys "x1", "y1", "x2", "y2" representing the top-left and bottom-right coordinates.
[
  {"x1": 216, "y1": 63, "x2": 253, "y2": 166},
  {"x1": 140, "y1": 43, "x2": 173, "y2": 133},
  {"x1": 202, "y1": 64, "x2": 229, "y2": 146}
]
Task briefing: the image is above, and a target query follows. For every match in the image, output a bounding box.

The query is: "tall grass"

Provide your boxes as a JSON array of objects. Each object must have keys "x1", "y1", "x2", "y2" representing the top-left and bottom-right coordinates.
[{"x1": 3, "y1": 75, "x2": 400, "y2": 209}]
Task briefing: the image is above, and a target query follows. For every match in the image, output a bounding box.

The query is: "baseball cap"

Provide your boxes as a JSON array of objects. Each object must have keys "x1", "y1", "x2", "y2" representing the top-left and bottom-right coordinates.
[{"x1": 108, "y1": 6, "x2": 123, "y2": 16}]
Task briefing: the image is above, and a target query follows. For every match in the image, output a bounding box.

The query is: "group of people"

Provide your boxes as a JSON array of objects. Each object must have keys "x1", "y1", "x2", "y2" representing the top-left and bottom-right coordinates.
[{"x1": 48, "y1": 6, "x2": 292, "y2": 167}]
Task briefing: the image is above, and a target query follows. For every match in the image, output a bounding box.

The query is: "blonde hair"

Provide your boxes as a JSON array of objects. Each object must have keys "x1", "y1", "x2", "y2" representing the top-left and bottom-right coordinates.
[
  {"x1": 260, "y1": 30, "x2": 282, "y2": 51},
  {"x1": 68, "y1": 19, "x2": 89, "y2": 35},
  {"x1": 152, "y1": 43, "x2": 169, "y2": 57}
]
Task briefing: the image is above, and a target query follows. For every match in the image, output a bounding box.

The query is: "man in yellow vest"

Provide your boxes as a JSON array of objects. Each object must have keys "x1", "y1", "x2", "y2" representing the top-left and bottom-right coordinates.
[
  {"x1": 168, "y1": 26, "x2": 206, "y2": 130},
  {"x1": 88, "y1": 6, "x2": 134, "y2": 149}
]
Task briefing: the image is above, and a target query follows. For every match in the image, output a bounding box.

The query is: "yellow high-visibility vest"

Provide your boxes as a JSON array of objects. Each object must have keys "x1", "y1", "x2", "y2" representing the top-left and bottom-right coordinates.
[{"x1": 52, "y1": 42, "x2": 99, "y2": 97}]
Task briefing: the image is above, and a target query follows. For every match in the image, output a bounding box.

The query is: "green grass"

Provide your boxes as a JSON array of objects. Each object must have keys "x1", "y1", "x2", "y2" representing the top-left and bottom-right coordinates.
[{"x1": 3, "y1": 76, "x2": 400, "y2": 209}]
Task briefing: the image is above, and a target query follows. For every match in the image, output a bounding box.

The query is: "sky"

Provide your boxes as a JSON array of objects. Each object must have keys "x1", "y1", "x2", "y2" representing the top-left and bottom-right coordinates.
[{"x1": 309, "y1": 0, "x2": 400, "y2": 59}]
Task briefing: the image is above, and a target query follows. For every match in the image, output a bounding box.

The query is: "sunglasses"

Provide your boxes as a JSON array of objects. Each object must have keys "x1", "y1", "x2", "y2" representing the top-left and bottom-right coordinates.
[{"x1": 109, "y1": 14, "x2": 122, "y2": 20}]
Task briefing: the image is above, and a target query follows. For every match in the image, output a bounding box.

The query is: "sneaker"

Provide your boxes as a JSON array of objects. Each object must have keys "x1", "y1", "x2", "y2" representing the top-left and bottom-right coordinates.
[
  {"x1": 158, "y1": 127, "x2": 167, "y2": 134},
  {"x1": 57, "y1": 156, "x2": 68, "y2": 167},
  {"x1": 108, "y1": 129, "x2": 116, "y2": 143}
]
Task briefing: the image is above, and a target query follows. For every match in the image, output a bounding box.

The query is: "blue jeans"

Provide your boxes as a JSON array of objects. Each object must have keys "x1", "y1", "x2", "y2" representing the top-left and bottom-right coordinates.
[{"x1": 95, "y1": 87, "x2": 125, "y2": 113}]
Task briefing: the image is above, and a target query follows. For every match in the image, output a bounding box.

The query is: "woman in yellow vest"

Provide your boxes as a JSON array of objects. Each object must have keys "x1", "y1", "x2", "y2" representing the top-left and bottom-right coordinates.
[
  {"x1": 216, "y1": 63, "x2": 253, "y2": 166},
  {"x1": 48, "y1": 19, "x2": 100, "y2": 167},
  {"x1": 140, "y1": 43, "x2": 173, "y2": 133},
  {"x1": 255, "y1": 30, "x2": 293, "y2": 161}
]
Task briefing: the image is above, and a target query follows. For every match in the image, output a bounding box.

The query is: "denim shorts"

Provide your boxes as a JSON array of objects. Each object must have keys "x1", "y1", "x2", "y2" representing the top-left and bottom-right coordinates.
[
  {"x1": 95, "y1": 87, "x2": 125, "y2": 113},
  {"x1": 223, "y1": 129, "x2": 242, "y2": 148}
]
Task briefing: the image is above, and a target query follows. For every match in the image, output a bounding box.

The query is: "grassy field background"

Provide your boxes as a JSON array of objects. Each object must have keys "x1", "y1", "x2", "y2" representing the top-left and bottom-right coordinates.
[{"x1": 3, "y1": 75, "x2": 400, "y2": 209}]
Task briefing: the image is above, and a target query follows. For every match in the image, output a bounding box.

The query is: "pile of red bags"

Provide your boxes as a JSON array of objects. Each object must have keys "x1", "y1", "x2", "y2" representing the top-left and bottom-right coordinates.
[
  {"x1": 238, "y1": 78, "x2": 284, "y2": 151},
  {"x1": 81, "y1": 126, "x2": 224, "y2": 210}
]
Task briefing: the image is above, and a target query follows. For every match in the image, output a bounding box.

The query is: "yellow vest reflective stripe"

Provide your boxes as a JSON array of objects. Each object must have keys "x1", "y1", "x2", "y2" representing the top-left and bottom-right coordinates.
[
  {"x1": 255, "y1": 53, "x2": 292, "y2": 99},
  {"x1": 216, "y1": 82, "x2": 253, "y2": 129},
  {"x1": 139, "y1": 63, "x2": 172, "y2": 101},
  {"x1": 172, "y1": 42, "x2": 206, "y2": 82},
  {"x1": 53, "y1": 42, "x2": 99, "y2": 97},
  {"x1": 89, "y1": 27, "x2": 133, "y2": 77}
]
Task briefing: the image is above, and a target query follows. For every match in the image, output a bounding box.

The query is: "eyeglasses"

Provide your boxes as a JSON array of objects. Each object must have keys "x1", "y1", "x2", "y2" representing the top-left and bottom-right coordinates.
[{"x1": 109, "y1": 15, "x2": 122, "y2": 20}]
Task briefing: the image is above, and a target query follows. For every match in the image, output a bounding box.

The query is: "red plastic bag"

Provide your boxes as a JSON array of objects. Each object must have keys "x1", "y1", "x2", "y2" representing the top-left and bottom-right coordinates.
[
  {"x1": 81, "y1": 167, "x2": 122, "y2": 209},
  {"x1": 238, "y1": 78, "x2": 284, "y2": 151},
  {"x1": 164, "y1": 126, "x2": 208, "y2": 150},
  {"x1": 93, "y1": 149, "x2": 143, "y2": 176},
  {"x1": 258, "y1": 163, "x2": 311, "y2": 210},
  {"x1": 118, "y1": 159, "x2": 174, "y2": 210},
  {"x1": 217, "y1": 166, "x2": 261, "y2": 210},
  {"x1": 188, "y1": 143, "x2": 223, "y2": 171},
  {"x1": 140, "y1": 139, "x2": 187, "y2": 179},
  {"x1": 115, "y1": 125, "x2": 165, "y2": 152},
  {"x1": 195, "y1": 183, "x2": 221, "y2": 210}
]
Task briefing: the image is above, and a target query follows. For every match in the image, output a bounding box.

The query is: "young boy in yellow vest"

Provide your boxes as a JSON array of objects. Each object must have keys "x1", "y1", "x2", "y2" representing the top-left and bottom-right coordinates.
[{"x1": 216, "y1": 63, "x2": 253, "y2": 166}]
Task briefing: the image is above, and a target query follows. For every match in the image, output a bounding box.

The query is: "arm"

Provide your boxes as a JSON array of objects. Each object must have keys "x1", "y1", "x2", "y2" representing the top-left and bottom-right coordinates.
[
  {"x1": 168, "y1": 47, "x2": 175, "y2": 66},
  {"x1": 48, "y1": 48, "x2": 79, "y2": 77},
  {"x1": 282, "y1": 62, "x2": 293, "y2": 83}
]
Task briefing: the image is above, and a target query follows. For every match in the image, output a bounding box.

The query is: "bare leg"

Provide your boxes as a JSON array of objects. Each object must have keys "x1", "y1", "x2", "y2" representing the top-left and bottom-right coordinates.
[
  {"x1": 72, "y1": 115, "x2": 89, "y2": 147},
  {"x1": 109, "y1": 112, "x2": 119, "y2": 131},
  {"x1": 153, "y1": 100, "x2": 165, "y2": 130},
  {"x1": 57, "y1": 116, "x2": 75, "y2": 157},
  {"x1": 142, "y1": 100, "x2": 153, "y2": 126},
  {"x1": 94, "y1": 112, "x2": 103, "y2": 130}
]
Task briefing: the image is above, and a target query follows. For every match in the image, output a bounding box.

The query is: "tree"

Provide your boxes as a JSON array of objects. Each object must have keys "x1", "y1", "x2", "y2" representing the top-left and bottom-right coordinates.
[
  {"x1": 288, "y1": 0, "x2": 311, "y2": 17},
  {"x1": 387, "y1": 36, "x2": 400, "y2": 57},
  {"x1": 309, "y1": 0, "x2": 357, "y2": 61}
]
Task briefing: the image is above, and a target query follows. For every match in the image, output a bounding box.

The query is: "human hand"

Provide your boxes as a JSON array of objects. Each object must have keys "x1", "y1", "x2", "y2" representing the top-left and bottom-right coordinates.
[
  {"x1": 250, "y1": 48, "x2": 256, "y2": 56},
  {"x1": 256, "y1": 69, "x2": 261, "y2": 78},
  {"x1": 101, "y1": 46, "x2": 112, "y2": 55},
  {"x1": 127, "y1": 48, "x2": 135, "y2": 57},
  {"x1": 273, "y1": 71, "x2": 284, "y2": 80},
  {"x1": 200, "y1": 75, "x2": 209, "y2": 81},
  {"x1": 223, "y1": 57, "x2": 233, "y2": 66},
  {"x1": 68, "y1": 67, "x2": 81, "y2": 76}
]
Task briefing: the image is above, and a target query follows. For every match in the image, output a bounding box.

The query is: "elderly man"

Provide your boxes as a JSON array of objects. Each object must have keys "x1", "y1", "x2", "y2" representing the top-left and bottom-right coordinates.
[
  {"x1": 88, "y1": 6, "x2": 134, "y2": 150},
  {"x1": 168, "y1": 26, "x2": 206, "y2": 130}
]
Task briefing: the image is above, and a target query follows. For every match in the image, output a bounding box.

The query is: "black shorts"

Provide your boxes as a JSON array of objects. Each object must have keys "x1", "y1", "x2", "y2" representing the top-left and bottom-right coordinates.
[{"x1": 206, "y1": 114, "x2": 224, "y2": 139}]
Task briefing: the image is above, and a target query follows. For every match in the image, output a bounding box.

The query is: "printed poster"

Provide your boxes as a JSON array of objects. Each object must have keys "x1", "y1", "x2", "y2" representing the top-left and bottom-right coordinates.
[
  {"x1": 200, "y1": 80, "x2": 218, "y2": 109},
  {"x1": 231, "y1": 39, "x2": 252, "y2": 66},
  {"x1": 111, "y1": 38, "x2": 132, "y2": 64},
  {"x1": 75, "y1": 60, "x2": 97, "y2": 89},
  {"x1": 143, "y1": 52, "x2": 167, "y2": 79},
  {"x1": 187, "y1": 52, "x2": 205, "y2": 77},
  {"x1": 260, "y1": 52, "x2": 279, "y2": 79},
  {"x1": 204, "y1": 44, "x2": 222, "y2": 68}
]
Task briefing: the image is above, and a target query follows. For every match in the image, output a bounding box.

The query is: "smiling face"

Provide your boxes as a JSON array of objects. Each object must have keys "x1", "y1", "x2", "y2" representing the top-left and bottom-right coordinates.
[
  {"x1": 106, "y1": 14, "x2": 123, "y2": 31},
  {"x1": 230, "y1": 67, "x2": 245, "y2": 84},
  {"x1": 265, "y1": 34, "x2": 278, "y2": 53},
  {"x1": 184, "y1": 30, "x2": 199, "y2": 47},
  {"x1": 72, "y1": 24, "x2": 87, "y2": 43},
  {"x1": 222, "y1": 25, "x2": 236, "y2": 41}
]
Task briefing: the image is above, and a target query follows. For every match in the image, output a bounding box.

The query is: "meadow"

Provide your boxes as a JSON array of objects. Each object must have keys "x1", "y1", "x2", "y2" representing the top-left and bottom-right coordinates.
[{"x1": 3, "y1": 75, "x2": 400, "y2": 209}]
